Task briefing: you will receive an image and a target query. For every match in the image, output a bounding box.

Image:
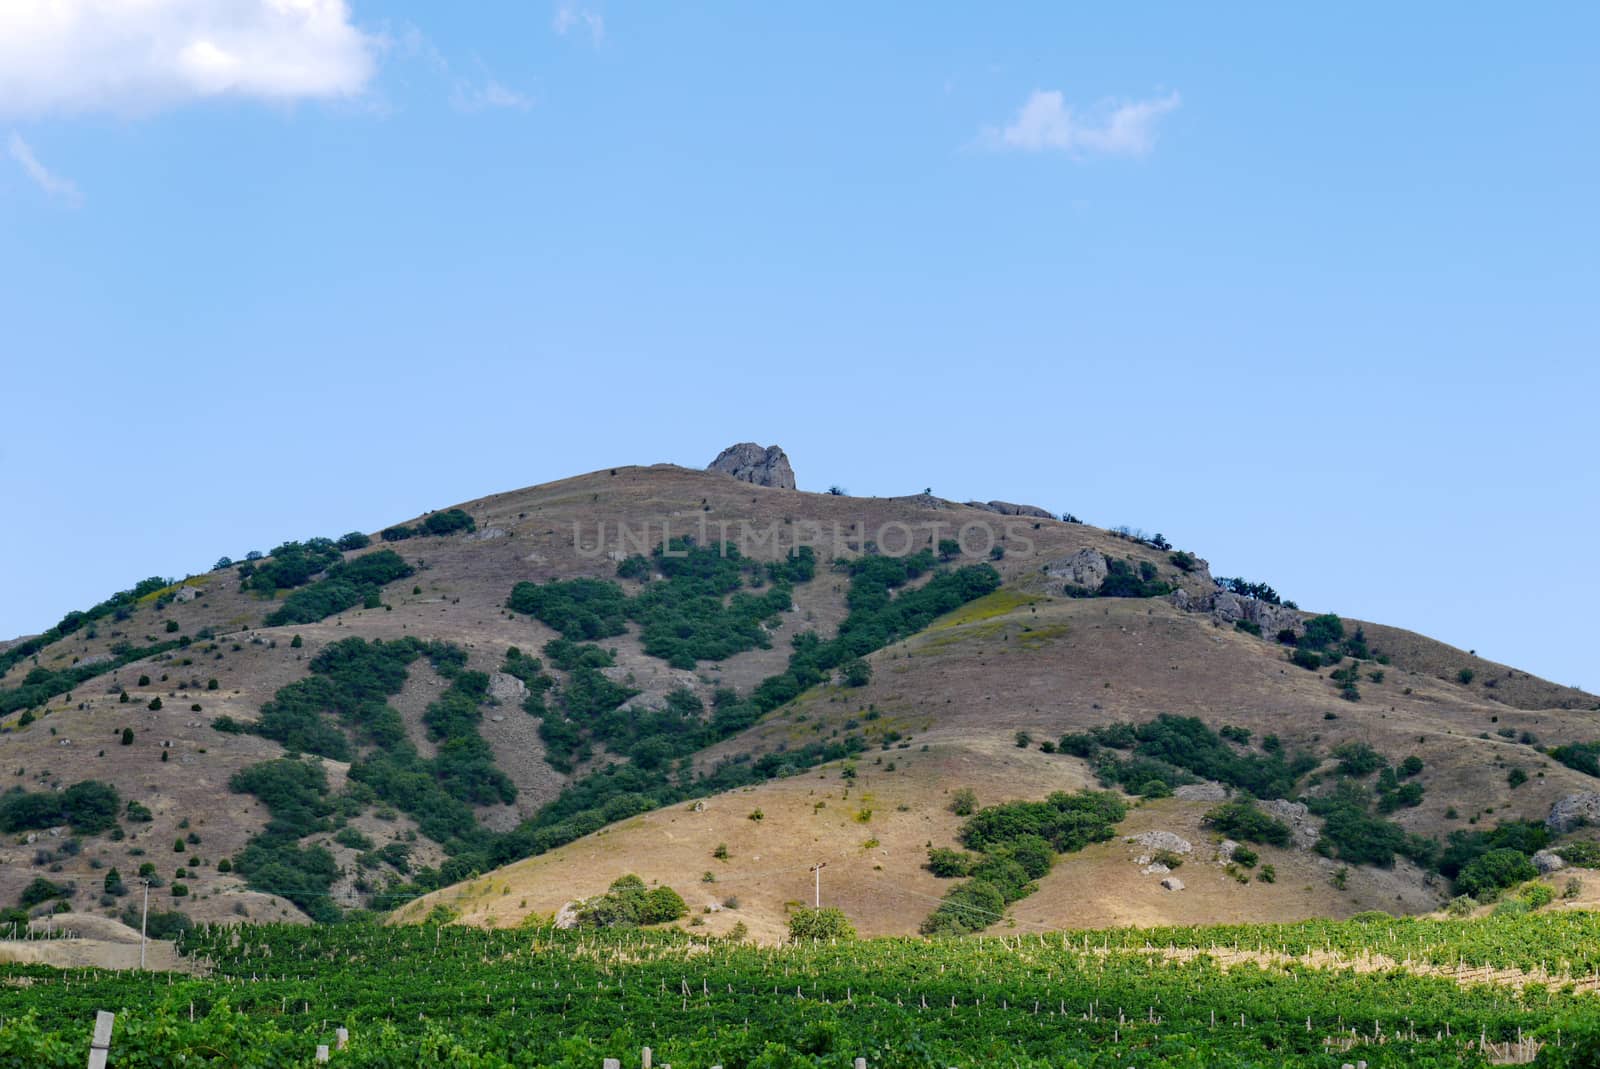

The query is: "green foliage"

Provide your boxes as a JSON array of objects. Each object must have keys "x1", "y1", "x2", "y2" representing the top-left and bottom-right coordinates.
[
  {"x1": 923, "y1": 790, "x2": 1124, "y2": 935},
  {"x1": 1078, "y1": 715, "x2": 1313, "y2": 800},
  {"x1": 1216, "y1": 577, "x2": 1284, "y2": 604},
  {"x1": 948, "y1": 788, "x2": 978, "y2": 816},
  {"x1": 788, "y1": 906, "x2": 856, "y2": 941},
  {"x1": 629, "y1": 541, "x2": 794, "y2": 668},
  {"x1": 925, "y1": 847, "x2": 978, "y2": 878},
  {"x1": 264, "y1": 549, "x2": 414, "y2": 627},
  {"x1": 1299, "y1": 614, "x2": 1346, "y2": 652},
  {"x1": 1556, "y1": 841, "x2": 1600, "y2": 868},
  {"x1": 840, "y1": 658, "x2": 872, "y2": 687},
  {"x1": 1456, "y1": 848, "x2": 1539, "y2": 901},
  {"x1": 1088, "y1": 557, "x2": 1173, "y2": 598},
  {"x1": 508, "y1": 578, "x2": 629, "y2": 641},
  {"x1": 1309, "y1": 781, "x2": 1435, "y2": 868},
  {"x1": 1551, "y1": 741, "x2": 1600, "y2": 778},
  {"x1": 245, "y1": 539, "x2": 343, "y2": 595},
  {"x1": 1333, "y1": 742, "x2": 1385, "y2": 777},
  {"x1": 336, "y1": 531, "x2": 371, "y2": 550},
  {"x1": 1204, "y1": 800, "x2": 1292, "y2": 846},
  {"x1": 18, "y1": 877, "x2": 68, "y2": 908},
  {"x1": 574, "y1": 874, "x2": 688, "y2": 928},
  {"x1": 1458, "y1": 668, "x2": 1476, "y2": 685},
  {"x1": 382, "y1": 510, "x2": 476, "y2": 543},
  {"x1": 422, "y1": 509, "x2": 476, "y2": 536},
  {"x1": 753, "y1": 557, "x2": 1000, "y2": 713},
  {"x1": 0, "y1": 780, "x2": 120, "y2": 835}
]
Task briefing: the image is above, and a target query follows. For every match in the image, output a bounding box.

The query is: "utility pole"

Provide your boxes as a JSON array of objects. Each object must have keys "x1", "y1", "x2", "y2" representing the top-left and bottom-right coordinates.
[
  {"x1": 139, "y1": 880, "x2": 149, "y2": 970},
  {"x1": 811, "y1": 861, "x2": 826, "y2": 908}
]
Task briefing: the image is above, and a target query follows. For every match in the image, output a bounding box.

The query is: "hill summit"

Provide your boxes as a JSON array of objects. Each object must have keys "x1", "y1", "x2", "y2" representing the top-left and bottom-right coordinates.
[{"x1": 0, "y1": 447, "x2": 1596, "y2": 939}]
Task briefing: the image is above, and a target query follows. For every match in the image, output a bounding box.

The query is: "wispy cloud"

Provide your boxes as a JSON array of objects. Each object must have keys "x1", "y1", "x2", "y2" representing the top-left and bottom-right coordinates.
[
  {"x1": 984, "y1": 89, "x2": 1180, "y2": 157},
  {"x1": 0, "y1": 0, "x2": 376, "y2": 118},
  {"x1": 553, "y1": 4, "x2": 605, "y2": 45},
  {"x1": 452, "y1": 80, "x2": 533, "y2": 113},
  {"x1": 7, "y1": 132, "x2": 79, "y2": 203}
]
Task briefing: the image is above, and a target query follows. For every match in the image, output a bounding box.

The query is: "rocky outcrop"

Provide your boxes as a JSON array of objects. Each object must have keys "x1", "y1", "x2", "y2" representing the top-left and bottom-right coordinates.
[
  {"x1": 965, "y1": 500, "x2": 1054, "y2": 519},
  {"x1": 1170, "y1": 588, "x2": 1302, "y2": 638},
  {"x1": 1160, "y1": 876, "x2": 1185, "y2": 892},
  {"x1": 175, "y1": 586, "x2": 200, "y2": 603},
  {"x1": 1174, "y1": 782, "x2": 1229, "y2": 802},
  {"x1": 1261, "y1": 799, "x2": 1321, "y2": 850},
  {"x1": 1532, "y1": 849, "x2": 1567, "y2": 874},
  {"x1": 706, "y1": 443, "x2": 796, "y2": 490},
  {"x1": 488, "y1": 672, "x2": 528, "y2": 707},
  {"x1": 1043, "y1": 549, "x2": 1108, "y2": 590},
  {"x1": 1129, "y1": 831, "x2": 1193, "y2": 855},
  {"x1": 1548, "y1": 793, "x2": 1600, "y2": 834}
]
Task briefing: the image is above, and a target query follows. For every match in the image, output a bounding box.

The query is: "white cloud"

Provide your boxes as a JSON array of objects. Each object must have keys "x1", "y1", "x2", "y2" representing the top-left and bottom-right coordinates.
[
  {"x1": 0, "y1": 0, "x2": 377, "y2": 117},
  {"x1": 987, "y1": 89, "x2": 1180, "y2": 157},
  {"x1": 553, "y1": 4, "x2": 605, "y2": 44},
  {"x1": 7, "y1": 133, "x2": 80, "y2": 203}
]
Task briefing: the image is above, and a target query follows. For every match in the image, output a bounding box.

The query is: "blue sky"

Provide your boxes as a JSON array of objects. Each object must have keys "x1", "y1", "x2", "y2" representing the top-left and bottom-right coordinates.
[{"x1": 1, "y1": 3, "x2": 1595, "y2": 689}]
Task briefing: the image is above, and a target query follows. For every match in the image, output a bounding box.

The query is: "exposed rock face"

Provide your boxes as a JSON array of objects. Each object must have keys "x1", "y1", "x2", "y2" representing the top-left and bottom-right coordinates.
[
  {"x1": 1548, "y1": 793, "x2": 1600, "y2": 834},
  {"x1": 1170, "y1": 588, "x2": 1302, "y2": 638},
  {"x1": 488, "y1": 672, "x2": 528, "y2": 707},
  {"x1": 1128, "y1": 831, "x2": 1193, "y2": 858},
  {"x1": 1532, "y1": 849, "x2": 1567, "y2": 874},
  {"x1": 966, "y1": 500, "x2": 1054, "y2": 519},
  {"x1": 706, "y1": 443, "x2": 796, "y2": 490},
  {"x1": 1043, "y1": 549, "x2": 1108, "y2": 590},
  {"x1": 464, "y1": 526, "x2": 509, "y2": 542},
  {"x1": 175, "y1": 586, "x2": 199, "y2": 603},
  {"x1": 1160, "y1": 876, "x2": 1185, "y2": 892},
  {"x1": 1261, "y1": 799, "x2": 1321, "y2": 850},
  {"x1": 1174, "y1": 782, "x2": 1229, "y2": 802}
]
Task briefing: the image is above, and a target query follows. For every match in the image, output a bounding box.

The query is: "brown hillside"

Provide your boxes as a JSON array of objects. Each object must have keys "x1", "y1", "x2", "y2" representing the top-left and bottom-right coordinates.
[{"x1": 2, "y1": 461, "x2": 1595, "y2": 933}]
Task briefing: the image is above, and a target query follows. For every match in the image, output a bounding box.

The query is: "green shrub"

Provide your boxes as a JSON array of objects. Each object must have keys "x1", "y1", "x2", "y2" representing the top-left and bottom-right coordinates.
[
  {"x1": 19, "y1": 877, "x2": 67, "y2": 908},
  {"x1": 1456, "y1": 848, "x2": 1538, "y2": 900},
  {"x1": 1333, "y1": 742, "x2": 1385, "y2": 777},
  {"x1": 789, "y1": 906, "x2": 856, "y2": 941},
  {"x1": 574, "y1": 875, "x2": 687, "y2": 928},
  {"x1": 926, "y1": 848, "x2": 976, "y2": 878},
  {"x1": 1204, "y1": 800, "x2": 1292, "y2": 847},
  {"x1": 948, "y1": 789, "x2": 977, "y2": 816},
  {"x1": 1551, "y1": 742, "x2": 1600, "y2": 778},
  {"x1": 1521, "y1": 882, "x2": 1554, "y2": 909}
]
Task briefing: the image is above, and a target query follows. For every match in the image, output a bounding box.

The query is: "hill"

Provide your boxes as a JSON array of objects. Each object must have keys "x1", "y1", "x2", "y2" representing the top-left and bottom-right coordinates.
[{"x1": 2, "y1": 445, "x2": 1597, "y2": 939}]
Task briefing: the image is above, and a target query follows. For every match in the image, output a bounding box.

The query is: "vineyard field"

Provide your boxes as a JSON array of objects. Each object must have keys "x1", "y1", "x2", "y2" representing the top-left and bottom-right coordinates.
[{"x1": 7, "y1": 912, "x2": 1600, "y2": 1066}]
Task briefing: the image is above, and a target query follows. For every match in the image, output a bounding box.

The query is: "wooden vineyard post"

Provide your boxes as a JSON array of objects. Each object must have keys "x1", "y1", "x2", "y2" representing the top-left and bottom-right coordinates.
[{"x1": 87, "y1": 1011, "x2": 114, "y2": 1069}]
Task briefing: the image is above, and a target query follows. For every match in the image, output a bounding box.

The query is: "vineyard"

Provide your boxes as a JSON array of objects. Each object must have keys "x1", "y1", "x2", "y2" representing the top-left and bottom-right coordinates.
[{"x1": 7, "y1": 912, "x2": 1600, "y2": 1066}]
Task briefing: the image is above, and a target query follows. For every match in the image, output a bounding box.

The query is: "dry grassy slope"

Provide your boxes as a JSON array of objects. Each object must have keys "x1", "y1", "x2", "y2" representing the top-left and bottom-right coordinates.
[
  {"x1": 400, "y1": 576, "x2": 1600, "y2": 938},
  {"x1": 2, "y1": 463, "x2": 1596, "y2": 931}
]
